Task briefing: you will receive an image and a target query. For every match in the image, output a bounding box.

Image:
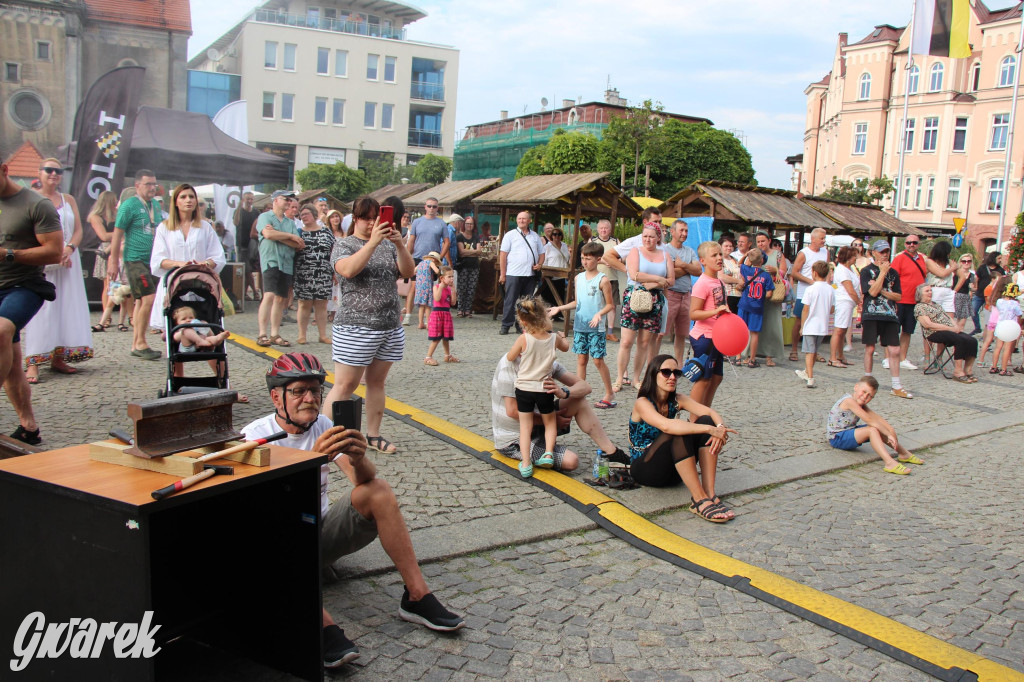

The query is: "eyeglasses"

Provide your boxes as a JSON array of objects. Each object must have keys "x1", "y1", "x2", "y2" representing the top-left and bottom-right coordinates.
[
  {"x1": 658, "y1": 368, "x2": 684, "y2": 379},
  {"x1": 282, "y1": 386, "x2": 322, "y2": 399},
  {"x1": 40, "y1": 167, "x2": 64, "y2": 175},
  {"x1": 905, "y1": 241, "x2": 920, "y2": 245},
  {"x1": 552, "y1": 232, "x2": 563, "y2": 237}
]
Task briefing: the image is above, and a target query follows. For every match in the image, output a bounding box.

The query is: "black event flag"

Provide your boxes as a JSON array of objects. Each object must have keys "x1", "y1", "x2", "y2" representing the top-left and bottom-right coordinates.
[{"x1": 69, "y1": 66, "x2": 145, "y2": 249}]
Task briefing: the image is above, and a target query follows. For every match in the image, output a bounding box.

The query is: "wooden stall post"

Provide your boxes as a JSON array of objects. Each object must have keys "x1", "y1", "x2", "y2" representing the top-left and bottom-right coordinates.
[{"x1": 492, "y1": 207, "x2": 510, "y2": 320}]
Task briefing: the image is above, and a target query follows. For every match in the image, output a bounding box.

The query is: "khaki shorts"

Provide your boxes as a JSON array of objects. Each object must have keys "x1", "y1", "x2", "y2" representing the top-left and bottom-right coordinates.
[
  {"x1": 125, "y1": 260, "x2": 158, "y2": 298},
  {"x1": 321, "y1": 492, "x2": 378, "y2": 567}
]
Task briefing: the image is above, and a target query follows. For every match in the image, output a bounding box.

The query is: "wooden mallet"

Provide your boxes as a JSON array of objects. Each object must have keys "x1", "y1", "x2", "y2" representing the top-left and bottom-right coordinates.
[{"x1": 150, "y1": 431, "x2": 288, "y2": 500}]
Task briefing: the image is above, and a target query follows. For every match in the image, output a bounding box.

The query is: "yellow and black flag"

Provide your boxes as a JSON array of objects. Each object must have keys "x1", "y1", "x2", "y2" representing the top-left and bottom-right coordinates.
[{"x1": 910, "y1": 0, "x2": 971, "y2": 58}]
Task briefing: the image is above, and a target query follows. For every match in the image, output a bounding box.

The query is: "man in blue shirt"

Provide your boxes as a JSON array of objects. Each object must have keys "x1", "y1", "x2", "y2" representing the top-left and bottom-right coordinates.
[{"x1": 406, "y1": 198, "x2": 450, "y2": 263}]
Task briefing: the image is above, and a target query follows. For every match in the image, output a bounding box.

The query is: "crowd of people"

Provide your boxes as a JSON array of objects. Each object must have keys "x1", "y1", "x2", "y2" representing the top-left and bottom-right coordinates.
[{"x1": 4, "y1": 159, "x2": 1024, "y2": 669}]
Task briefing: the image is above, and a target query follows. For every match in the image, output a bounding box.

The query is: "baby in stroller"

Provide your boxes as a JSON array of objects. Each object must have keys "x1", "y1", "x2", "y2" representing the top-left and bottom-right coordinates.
[{"x1": 172, "y1": 305, "x2": 230, "y2": 353}]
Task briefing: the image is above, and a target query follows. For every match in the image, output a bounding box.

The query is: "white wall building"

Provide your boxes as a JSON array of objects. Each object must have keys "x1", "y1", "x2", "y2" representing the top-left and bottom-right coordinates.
[{"x1": 188, "y1": 0, "x2": 458, "y2": 182}]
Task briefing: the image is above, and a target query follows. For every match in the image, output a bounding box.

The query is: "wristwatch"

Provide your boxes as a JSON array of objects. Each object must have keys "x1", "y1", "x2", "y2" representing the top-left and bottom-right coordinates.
[
  {"x1": 4, "y1": 249, "x2": 14, "y2": 263},
  {"x1": 65, "y1": 242, "x2": 76, "y2": 252}
]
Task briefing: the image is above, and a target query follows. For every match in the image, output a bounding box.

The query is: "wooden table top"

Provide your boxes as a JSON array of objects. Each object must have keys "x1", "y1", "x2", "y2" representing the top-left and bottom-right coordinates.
[{"x1": 0, "y1": 443, "x2": 326, "y2": 508}]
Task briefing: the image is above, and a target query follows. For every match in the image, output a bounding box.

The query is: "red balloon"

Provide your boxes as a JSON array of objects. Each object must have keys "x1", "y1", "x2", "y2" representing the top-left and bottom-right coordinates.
[{"x1": 712, "y1": 312, "x2": 749, "y2": 356}]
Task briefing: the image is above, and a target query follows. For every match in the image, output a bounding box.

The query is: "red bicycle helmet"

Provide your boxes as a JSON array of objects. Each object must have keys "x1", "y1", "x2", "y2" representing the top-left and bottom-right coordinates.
[{"x1": 266, "y1": 352, "x2": 327, "y2": 391}]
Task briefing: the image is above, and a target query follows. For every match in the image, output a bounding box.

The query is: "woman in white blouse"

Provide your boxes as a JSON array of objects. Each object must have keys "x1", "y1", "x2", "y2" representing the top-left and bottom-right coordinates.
[
  {"x1": 148, "y1": 183, "x2": 226, "y2": 331},
  {"x1": 542, "y1": 226, "x2": 570, "y2": 318}
]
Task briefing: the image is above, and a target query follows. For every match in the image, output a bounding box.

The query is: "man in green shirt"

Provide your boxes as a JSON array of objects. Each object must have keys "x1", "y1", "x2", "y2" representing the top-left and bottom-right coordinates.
[
  {"x1": 108, "y1": 169, "x2": 163, "y2": 360},
  {"x1": 256, "y1": 190, "x2": 304, "y2": 346},
  {"x1": 0, "y1": 155, "x2": 64, "y2": 445}
]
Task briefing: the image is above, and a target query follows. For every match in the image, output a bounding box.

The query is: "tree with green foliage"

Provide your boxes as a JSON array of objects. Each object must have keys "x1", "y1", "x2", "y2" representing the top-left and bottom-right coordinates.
[
  {"x1": 515, "y1": 145, "x2": 548, "y2": 178},
  {"x1": 595, "y1": 99, "x2": 667, "y2": 194},
  {"x1": 295, "y1": 162, "x2": 370, "y2": 202},
  {"x1": 412, "y1": 154, "x2": 453, "y2": 185},
  {"x1": 819, "y1": 176, "x2": 894, "y2": 205},
  {"x1": 542, "y1": 129, "x2": 599, "y2": 174},
  {"x1": 1009, "y1": 212, "x2": 1024, "y2": 271}
]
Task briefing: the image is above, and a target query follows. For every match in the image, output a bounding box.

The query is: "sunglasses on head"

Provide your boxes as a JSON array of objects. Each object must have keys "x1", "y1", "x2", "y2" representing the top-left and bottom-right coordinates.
[
  {"x1": 658, "y1": 368, "x2": 684, "y2": 379},
  {"x1": 40, "y1": 167, "x2": 64, "y2": 175}
]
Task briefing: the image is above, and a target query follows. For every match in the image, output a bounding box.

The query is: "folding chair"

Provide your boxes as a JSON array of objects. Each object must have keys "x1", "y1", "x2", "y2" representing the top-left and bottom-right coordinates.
[{"x1": 923, "y1": 343, "x2": 954, "y2": 378}]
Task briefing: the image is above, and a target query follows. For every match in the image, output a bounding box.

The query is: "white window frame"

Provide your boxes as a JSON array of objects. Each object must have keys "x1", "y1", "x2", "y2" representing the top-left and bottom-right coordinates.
[
  {"x1": 891, "y1": 176, "x2": 900, "y2": 208},
  {"x1": 902, "y1": 118, "x2": 916, "y2": 152},
  {"x1": 264, "y1": 41, "x2": 278, "y2": 70},
  {"x1": 853, "y1": 123, "x2": 868, "y2": 155},
  {"x1": 283, "y1": 44, "x2": 297, "y2": 72},
  {"x1": 281, "y1": 93, "x2": 294, "y2": 122},
  {"x1": 858, "y1": 72, "x2": 871, "y2": 100},
  {"x1": 316, "y1": 47, "x2": 329, "y2": 76},
  {"x1": 922, "y1": 116, "x2": 939, "y2": 152},
  {"x1": 915, "y1": 176, "x2": 924, "y2": 208},
  {"x1": 946, "y1": 178, "x2": 961, "y2": 211},
  {"x1": 991, "y1": 114, "x2": 1010, "y2": 150},
  {"x1": 35, "y1": 41, "x2": 51, "y2": 61},
  {"x1": 987, "y1": 178, "x2": 1004, "y2": 212},
  {"x1": 926, "y1": 176, "x2": 935, "y2": 210},
  {"x1": 335, "y1": 50, "x2": 348, "y2": 78},
  {"x1": 384, "y1": 56, "x2": 397, "y2": 83},
  {"x1": 314, "y1": 97, "x2": 327, "y2": 125},
  {"x1": 907, "y1": 65, "x2": 919, "y2": 95},
  {"x1": 262, "y1": 92, "x2": 275, "y2": 120},
  {"x1": 364, "y1": 101, "x2": 376, "y2": 128},
  {"x1": 903, "y1": 175, "x2": 912, "y2": 208},
  {"x1": 332, "y1": 98, "x2": 345, "y2": 126},
  {"x1": 929, "y1": 63, "x2": 943, "y2": 92},
  {"x1": 367, "y1": 54, "x2": 379, "y2": 81},
  {"x1": 952, "y1": 117, "x2": 968, "y2": 152},
  {"x1": 381, "y1": 103, "x2": 394, "y2": 130},
  {"x1": 999, "y1": 56, "x2": 1016, "y2": 88}
]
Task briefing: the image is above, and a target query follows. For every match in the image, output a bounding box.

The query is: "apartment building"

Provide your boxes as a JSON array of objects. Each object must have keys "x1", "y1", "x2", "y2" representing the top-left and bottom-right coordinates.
[
  {"x1": 187, "y1": 0, "x2": 459, "y2": 183},
  {"x1": 802, "y1": 2, "x2": 1024, "y2": 249}
]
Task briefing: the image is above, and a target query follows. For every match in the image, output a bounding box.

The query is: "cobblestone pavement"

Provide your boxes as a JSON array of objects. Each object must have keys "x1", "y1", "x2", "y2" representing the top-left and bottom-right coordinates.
[{"x1": 13, "y1": 306, "x2": 1022, "y2": 679}]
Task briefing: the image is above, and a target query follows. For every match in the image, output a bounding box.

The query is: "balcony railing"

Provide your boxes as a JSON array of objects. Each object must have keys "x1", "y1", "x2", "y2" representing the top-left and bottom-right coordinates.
[
  {"x1": 252, "y1": 9, "x2": 407, "y2": 40},
  {"x1": 410, "y1": 81, "x2": 444, "y2": 102},
  {"x1": 408, "y1": 129, "x2": 442, "y2": 149}
]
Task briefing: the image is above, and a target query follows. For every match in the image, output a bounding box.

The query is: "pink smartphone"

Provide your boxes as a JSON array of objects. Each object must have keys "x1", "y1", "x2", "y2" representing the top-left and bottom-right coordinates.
[{"x1": 379, "y1": 205, "x2": 394, "y2": 225}]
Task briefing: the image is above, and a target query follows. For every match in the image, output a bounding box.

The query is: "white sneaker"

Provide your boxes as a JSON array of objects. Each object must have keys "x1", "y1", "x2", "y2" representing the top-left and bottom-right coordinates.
[
  {"x1": 806, "y1": 378, "x2": 816, "y2": 388},
  {"x1": 402, "y1": 313, "x2": 412, "y2": 326},
  {"x1": 795, "y1": 369, "x2": 808, "y2": 382},
  {"x1": 882, "y1": 358, "x2": 889, "y2": 369},
  {"x1": 899, "y1": 359, "x2": 918, "y2": 370},
  {"x1": 843, "y1": 344, "x2": 853, "y2": 352}
]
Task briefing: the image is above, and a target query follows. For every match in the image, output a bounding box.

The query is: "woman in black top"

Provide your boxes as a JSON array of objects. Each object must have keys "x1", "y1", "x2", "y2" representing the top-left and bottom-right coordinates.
[
  {"x1": 972, "y1": 252, "x2": 1005, "y2": 334},
  {"x1": 455, "y1": 216, "x2": 483, "y2": 317}
]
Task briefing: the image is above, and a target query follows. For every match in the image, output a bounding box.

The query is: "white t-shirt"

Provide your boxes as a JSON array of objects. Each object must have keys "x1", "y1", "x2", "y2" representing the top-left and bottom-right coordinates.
[
  {"x1": 500, "y1": 228, "x2": 544, "y2": 277},
  {"x1": 543, "y1": 241, "x2": 569, "y2": 269},
  {"x1": 491, "y1": 356, "x2": 567, "y2": 449},
  {"x1": 833, "y1": 264, "x2": 861, "y2": 304},
  {"x1": 800, "y1": 281, "x2": 834, "y2": 336},
  {"x1": 242, "y1": 413, "x2": 334, "y2": 518},
  {"x1": 796, "y1": 246, "x2": 828, "y2": 298}
]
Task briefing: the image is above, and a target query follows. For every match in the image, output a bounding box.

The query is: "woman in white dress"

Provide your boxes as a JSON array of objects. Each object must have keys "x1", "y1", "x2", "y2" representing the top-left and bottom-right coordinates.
[
  {"x1": 148, "y1": 183, "x2": 226, "y2": 331},
  {"x1": 24, "y1": 158, "x2": 93, "y2": 383}
]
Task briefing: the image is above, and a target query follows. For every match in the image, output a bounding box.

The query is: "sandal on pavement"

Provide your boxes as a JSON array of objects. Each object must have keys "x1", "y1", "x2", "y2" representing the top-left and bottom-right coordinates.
[
  {"x1": 989, "y1": 367, "x2": 1000, "y2": 374},
  {"x1": 952, "y1": 375, "x2": 972, "y2": 383},
  {"x1": 366, "y1": 435, "x2": 397, "y2": 454},
  {"x1": 621, "y1": 377, "x2": 631, "y2": 387},
  {"x1": 1014, "y1": 366, "x2": 1024, "y2": 374},
  {"x1": 1000, "y1": 369, "x2": 1014, "y2": 376},
  {"x1": 898, "y1": 454, "x2": 924, "y2": 465},
  {"x1": 424, "y1": 357, "x2": 439, "y2": 366},
  {"x1": 270, "y1": 335, "x2": 291, "y2": 347},
  {"x1": 747, "y1": 360, "x2": 760, "y2": 368},
  {"x1": 689, "y1": 497, "x2": 730, "y2": 523},
  {"x1": 826, "y1": 361, "x2": 846, "y2": 368},
  {"x1": 10, "y1": 425, "x2": 41, "y2": 446},
  {"x1": 444, "y1": 354, "x2": 460, "y2": 363},
  {"x1": 535, "y1": 452, "x2": 555, "y2": 469},
  {"x1": 788, "y1": 352, "x2": 798, "y2": 362},
  {"x1": 612, "y1": 381, "x2": 622, "y2": 393},
  {"x1": 256, "y1": 335, "x2": 272, "y2": 347},
  {"x1": 595, "y1": 399, "x2": 617, "y2": 409},
  {"x1": 765, "y1": 359, "x2": 776, "y2": 367},
  {"x1": 518, "y1": 461, "x2": 534, "y2": 478},
  {"x1": 884, "y1": 463, "x2": 911, "y2": 475},
  {"x1": 890, "y1": 388, "x2": 913, "y2": 399},
  {"x1": 709, "y1": 495, "x2": 735, "y2": 519},
  {"x1": 91, "y1": 324, "x2": 106, "y2": 332},
  {"x1": 117, "y1": 323, "x2": 129, "y2": 332}
]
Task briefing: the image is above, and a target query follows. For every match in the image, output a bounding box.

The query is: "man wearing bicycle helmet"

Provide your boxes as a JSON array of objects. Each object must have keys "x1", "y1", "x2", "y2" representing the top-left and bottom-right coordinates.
[{"x1": 242, "y1": 352, "x2": 465, "y2": 669}]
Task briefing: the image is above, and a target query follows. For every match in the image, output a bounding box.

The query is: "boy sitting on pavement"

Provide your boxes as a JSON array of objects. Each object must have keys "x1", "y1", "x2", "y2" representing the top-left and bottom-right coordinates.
[
  {"x1": 242, "y1": 352, "x2": 464, "y2": 670},
  {"x1": 826, "y1": 375, "x2": 924, "y2": 475},
  {"x1": 547, "y1": 242, "x2": 616, "y2": 408},
  {"x1": 795, "y1": 261, "x2": 834, "y2": 388}
]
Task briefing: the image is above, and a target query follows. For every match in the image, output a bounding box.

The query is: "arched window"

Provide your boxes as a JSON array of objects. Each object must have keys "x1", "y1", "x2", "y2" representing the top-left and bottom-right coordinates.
[
  {"x1": 567, "y1": 108, "x2": 578, "y2": 125},
  {"x1": 929, "y1": 63, "x2": 943, "y2": 92},
  {"x1": 907, "y1": 65, "x2": 919, "y2": 94},
  {"x1": 858, "y1": 73, "x2": 871, "y2": 100},
  {"x1": 999, "y1": 56, "x2": 1016, "y2": 87}
]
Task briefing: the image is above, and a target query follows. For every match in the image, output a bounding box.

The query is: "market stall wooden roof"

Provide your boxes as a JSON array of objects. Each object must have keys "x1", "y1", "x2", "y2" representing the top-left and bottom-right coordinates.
[
  {"x1": 661, "y1": 180, "x2": 925, "y2": 236},
  {"x1": 404, "y1": 178, "x2": 502, "y2": 208},
  {"x1": 803, "y1": 197, "x2": 927, "y2": 237},
  {"x1": 473, "y1": 172, "x2": 642, "y2": 219},
  {"x1": 367, "y1": 182, "x2": 433, "y2": 203},
  {"x1": 253, "y1": 189, "x2": 349, "y2": 214}
]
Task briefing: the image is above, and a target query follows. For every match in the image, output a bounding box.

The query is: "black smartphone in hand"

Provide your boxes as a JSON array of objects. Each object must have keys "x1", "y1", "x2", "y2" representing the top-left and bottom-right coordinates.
[{"x1": 332, "y1": 397, "x2": 363, "y2": 431}]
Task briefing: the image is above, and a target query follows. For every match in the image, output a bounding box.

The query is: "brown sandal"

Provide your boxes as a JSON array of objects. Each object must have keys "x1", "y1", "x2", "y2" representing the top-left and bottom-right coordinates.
[
  {"x1": 256, "y1": 335, "x2": 272, "y2": 347},
  {"x1": 444, "y1": 354, "x2": 460, "y2": 363},
  {"x1": 424, "y1": 357, "x2": 438, "y2": 366},
  {"x1": 270, "y1": 335, "x2": 291, "y2": 347}
]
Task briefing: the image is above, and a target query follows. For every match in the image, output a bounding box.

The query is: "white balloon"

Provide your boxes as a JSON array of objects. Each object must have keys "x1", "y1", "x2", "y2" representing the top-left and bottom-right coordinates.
[{"x1": 994, "y1": 319, "x2": 1022, "y2": 343}]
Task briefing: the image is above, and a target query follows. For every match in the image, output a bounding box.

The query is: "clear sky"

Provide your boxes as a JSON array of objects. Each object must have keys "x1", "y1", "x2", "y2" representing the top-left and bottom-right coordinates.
[{"x1": 188, "y1": 0, "x2": 914, "y2": 192}]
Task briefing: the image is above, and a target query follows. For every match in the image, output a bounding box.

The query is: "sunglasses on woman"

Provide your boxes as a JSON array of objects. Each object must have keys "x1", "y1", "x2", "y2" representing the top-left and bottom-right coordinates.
[
  {"x1": 40, "y1": 167, "x2": 64, "y2": 175},
  {"x1": 658, "y1": 368, "x2": 684, "y2": 378}
]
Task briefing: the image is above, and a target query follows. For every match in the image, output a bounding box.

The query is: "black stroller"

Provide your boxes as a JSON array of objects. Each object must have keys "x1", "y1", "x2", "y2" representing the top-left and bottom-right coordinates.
[{"x1": 159, "y1": 264, "x2": 232, "y2": 398}]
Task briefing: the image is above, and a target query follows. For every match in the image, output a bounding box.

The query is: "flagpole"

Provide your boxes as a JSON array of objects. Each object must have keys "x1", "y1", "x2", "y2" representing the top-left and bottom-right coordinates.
[
  {"x1": 893, "y1": 0, "x2": 917, "y2": 252},
  {"x1": 997, "y1": 7, "x2": 1024, "y2": 251}
]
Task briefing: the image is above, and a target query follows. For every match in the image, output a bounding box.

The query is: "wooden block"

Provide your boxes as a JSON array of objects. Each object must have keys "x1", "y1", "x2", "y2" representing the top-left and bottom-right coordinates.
[
  {"x1": 89, "y1": 441, "x2": 202, "y2": 476},
  {"x1": 191, "y1": 441, "x2": 271, "y2": 467},
  {"x1": 0, "y1": 435, "x2": 42, "y2": 460}
]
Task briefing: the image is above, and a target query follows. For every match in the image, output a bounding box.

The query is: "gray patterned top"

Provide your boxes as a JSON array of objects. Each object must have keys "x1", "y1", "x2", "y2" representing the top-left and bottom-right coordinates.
[
  {"x1": 826, "y1": 394, "x2": 859, "y2": 437},
  {"x1": 331, "y1": 236, "x2": 401, "y2": 330}
]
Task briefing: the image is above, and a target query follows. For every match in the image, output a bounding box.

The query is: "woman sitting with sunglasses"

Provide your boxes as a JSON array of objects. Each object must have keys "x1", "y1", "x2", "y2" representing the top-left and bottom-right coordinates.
[{"x1": 628, "y1": 354, "x2": 738, "y2": 523}]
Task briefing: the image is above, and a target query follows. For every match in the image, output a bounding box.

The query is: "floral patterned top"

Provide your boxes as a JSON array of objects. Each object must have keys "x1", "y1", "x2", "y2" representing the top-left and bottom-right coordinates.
[
  {"x1": 331, "y1": 236, "x2": 401, "y2": 330},
  {"x1": 628, "y1": 400, "x2": 680, "y2": 461}
]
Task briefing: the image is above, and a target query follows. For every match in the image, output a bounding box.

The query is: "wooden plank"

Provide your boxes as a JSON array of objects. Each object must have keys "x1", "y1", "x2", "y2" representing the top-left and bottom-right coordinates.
[
  {"x1": 0, "y1": 435, "x2": 42, "y2": 460},
  {"x1": 191, "y1": 441, "x2": 270, "y2": 467},
  {"x1": 89, "y1": 441, "x2": 202, "y2": 476}
]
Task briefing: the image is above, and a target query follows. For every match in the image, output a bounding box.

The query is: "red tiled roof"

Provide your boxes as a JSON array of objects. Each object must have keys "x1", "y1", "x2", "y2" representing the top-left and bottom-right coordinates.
[
  {"x1": 850, "y1": 24, "x2": 905, "y2": 46},
  {"x1": 3, "y1": 141, "x2": 45, "y2": 179},
  {"x1": 812, "y1": 73, "x2": 831, "y2": 87},
  {"x1": 83, "y1": 0, "x2": 191, "y2": 34},
  {"x1": 980, "y1": 2, "x2": 1022, "y2": 24}
]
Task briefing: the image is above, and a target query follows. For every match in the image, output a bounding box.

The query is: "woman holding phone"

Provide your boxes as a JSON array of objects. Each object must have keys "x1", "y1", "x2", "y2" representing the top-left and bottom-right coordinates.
[{"x1": 323, "y1": 196, "x2": 414, "y2": 454}]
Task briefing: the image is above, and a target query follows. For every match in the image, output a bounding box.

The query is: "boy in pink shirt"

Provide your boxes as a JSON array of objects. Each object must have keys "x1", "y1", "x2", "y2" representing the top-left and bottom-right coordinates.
[{"x1": 689, "y1": 241, "x2": 731, "y2": 407}]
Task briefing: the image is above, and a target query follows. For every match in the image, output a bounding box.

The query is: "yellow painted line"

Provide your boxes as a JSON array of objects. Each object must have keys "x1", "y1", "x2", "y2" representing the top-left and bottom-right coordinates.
[
  {"x1": 595, "y1": 503, "x2": 1023, "y2": 681},
  {"x1": 227, "y1": 332, "x2": 1022, "y2": 681}
]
